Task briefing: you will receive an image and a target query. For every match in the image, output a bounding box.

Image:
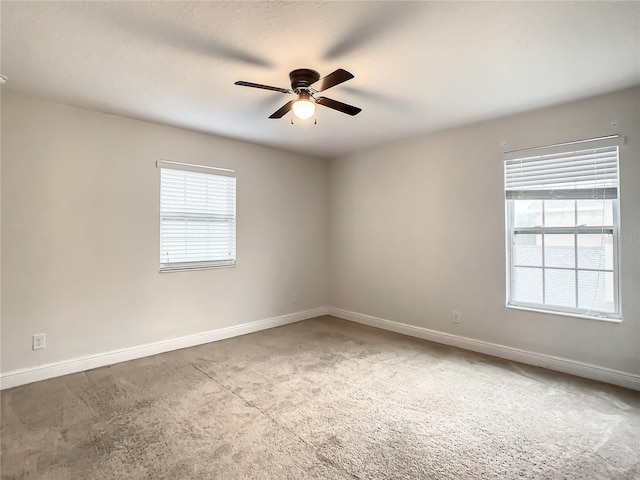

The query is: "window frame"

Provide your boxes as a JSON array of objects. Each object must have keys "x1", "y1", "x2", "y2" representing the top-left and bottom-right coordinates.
[
  {"x1": 504, "y1": 137, "x2": 622, "y2": 321},
  {"x1": 158, "y1": 160, "x2": 237, "y2": 273}
]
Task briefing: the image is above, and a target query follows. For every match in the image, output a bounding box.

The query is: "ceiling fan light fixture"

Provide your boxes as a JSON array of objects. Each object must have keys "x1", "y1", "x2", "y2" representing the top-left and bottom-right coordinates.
[
  {"x1": 292, "y1": 92, "x2": 316, "y2": 120},
  {"x1": 235, "y1": 68, "x2": 360, "y2": 119}
]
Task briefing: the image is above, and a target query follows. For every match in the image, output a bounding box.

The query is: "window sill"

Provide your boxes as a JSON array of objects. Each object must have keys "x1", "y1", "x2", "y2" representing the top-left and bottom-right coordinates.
[
  {"x1": 506, "y1": 304, "x2": 622, "y2": 323},
  {"x1": 159, "y1": 263, "x2": 236, "y2": 273}
]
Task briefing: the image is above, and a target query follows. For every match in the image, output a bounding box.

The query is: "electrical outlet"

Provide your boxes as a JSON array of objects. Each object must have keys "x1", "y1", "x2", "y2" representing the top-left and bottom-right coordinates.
[
  {"x1": 32, "y1": 333, "x2": 46, "y2": 350},
  {"x1": 452, "y1": 311, "x2": 461, "y2": 324},
  {"x1": 290, "y1": 294, "x2": 297, "y2": 304}
]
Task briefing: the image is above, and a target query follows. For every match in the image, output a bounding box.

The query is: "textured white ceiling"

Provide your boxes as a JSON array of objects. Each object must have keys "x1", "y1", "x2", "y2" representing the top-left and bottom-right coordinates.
[{"x1": 2, "y1": 1, "x2": 639, "y2": 158}]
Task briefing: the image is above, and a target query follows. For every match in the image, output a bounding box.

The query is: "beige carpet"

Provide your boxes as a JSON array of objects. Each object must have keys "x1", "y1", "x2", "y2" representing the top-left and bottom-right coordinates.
[{"x1": 2, "y1": 316, "x2": 639, "y2": 479}]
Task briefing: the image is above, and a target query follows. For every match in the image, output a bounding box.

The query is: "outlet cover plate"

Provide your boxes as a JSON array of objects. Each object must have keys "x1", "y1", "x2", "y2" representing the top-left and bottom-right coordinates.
[{"x1": 32, "y1": 333, "x2": 46, "y2": 350}]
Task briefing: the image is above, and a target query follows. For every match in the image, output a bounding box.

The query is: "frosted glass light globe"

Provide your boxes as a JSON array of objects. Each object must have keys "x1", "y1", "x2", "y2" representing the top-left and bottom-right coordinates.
[{"x1": 292, "y1": 98, "x2": 316, "y2": 120}]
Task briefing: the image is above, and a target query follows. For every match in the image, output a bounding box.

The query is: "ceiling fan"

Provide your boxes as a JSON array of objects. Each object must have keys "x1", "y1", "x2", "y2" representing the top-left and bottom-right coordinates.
[{"x1": 235, "y1": 68, "x2": 362, "y2": 120}]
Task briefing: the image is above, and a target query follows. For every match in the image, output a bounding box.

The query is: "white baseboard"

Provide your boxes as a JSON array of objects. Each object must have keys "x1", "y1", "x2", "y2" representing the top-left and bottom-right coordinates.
[
  {"x1": 328, "y1": 307, "x2": 640, "y2": 391},
  {"x1": 0, "y1": 307, "x2": 329, "y2": 390},
  {"x1": 4, "y1": 306, "x2": 637, "y2": 392}
]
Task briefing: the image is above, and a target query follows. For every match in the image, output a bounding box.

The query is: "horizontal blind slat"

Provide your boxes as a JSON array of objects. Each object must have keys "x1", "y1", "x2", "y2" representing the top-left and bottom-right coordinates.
[
  {"x1": 505, "y1": 151, "x2": 617, "y2": 168},
  {"x1": 506, "y1": 187, "x2": 617, "y2": 200},
  {"x1": 505, "y1": 159, "x2": 618, "y2": 177},
  {"x1": 506, "y1": 167, "x2": 618, "y2": 184}
]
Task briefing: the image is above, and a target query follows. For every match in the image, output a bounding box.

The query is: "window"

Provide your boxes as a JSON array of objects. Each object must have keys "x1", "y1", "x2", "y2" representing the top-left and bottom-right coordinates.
[
  {"x1": 158, "y1": 161, "x2": 236, "y2": 272},
  {"x1": 504, "y1": 136, "x2": 621, "y2": 320}
]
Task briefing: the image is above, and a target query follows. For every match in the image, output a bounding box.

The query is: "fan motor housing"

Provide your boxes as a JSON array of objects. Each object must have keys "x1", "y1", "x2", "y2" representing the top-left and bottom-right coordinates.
[{"x1": 289, "y1": 69, "x2": 320, "y2": 92}]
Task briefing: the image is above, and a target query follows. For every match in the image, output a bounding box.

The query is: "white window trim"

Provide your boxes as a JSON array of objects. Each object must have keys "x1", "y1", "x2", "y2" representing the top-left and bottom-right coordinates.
[
  {"x1": 503, "y1": 136, "x2": 622, "y2": 321},
  {"x1": 157, "y1": 160, "x2": 237, "y2": 273}
]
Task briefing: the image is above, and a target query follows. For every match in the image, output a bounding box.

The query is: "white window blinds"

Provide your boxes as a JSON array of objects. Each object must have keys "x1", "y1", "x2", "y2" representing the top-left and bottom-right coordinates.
[
  {"x1": 159, "y1": 162, "x2": 236, "y2": 271},
  {"x1": 503, "y1": 136, "x2": 622, "y2": 320},
  {"x1": 505, "y1": 143, "x2": 619, "y2": 200}
]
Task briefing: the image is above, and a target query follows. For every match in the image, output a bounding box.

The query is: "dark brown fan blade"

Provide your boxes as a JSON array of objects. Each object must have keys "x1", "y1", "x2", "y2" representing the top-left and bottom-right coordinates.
[
  {"x1": 311, "y1": 69, "x2": 354, "y2": 92},
  {"x1": 269, "y1": 100, "x2": 295, "y2": 119},
  {"x1": 234, "y1": 81, "x2": 292, "y2": 94},
  {"x1": 316, "y1": 97, "x2": 362, "y2": 116}
]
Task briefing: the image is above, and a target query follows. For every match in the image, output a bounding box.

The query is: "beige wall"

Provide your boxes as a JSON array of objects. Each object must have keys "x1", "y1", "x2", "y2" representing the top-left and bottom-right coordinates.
[
  {"x1": 3, "y1": 87, "x2": 639, "y2": 380},
  {"x1": 1, "y1": 92, "x2": 328, "y2": 373},
  {"x1": 328, "y1": 87, "x2": 640, "y2": 375}
]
